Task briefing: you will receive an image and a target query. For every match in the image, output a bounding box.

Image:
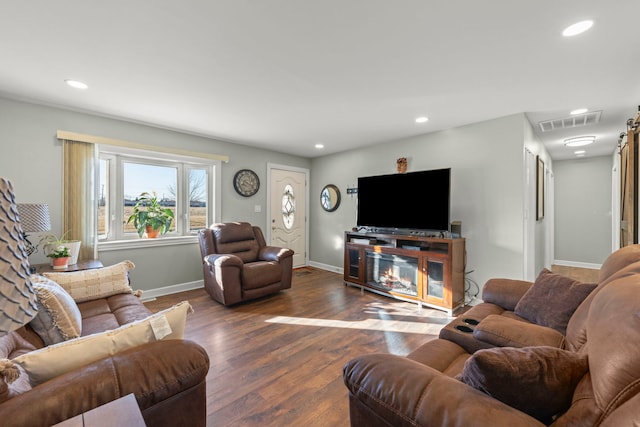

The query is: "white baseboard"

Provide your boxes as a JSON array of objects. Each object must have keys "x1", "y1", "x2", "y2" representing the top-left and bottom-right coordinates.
[
  {"x1": 140, "y1": 279, "x2": 204, "y2": 301},
  {"x1": 307, "y1": 261, "x2": 343, "y2": 275},
  {"x1": 553, "y1": 260, "x2": 602, "y2": 270}
]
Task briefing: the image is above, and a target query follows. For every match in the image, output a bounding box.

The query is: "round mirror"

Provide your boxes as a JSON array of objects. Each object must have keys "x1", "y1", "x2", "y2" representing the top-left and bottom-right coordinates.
[{"x1": 320, "y1": 184, "x2": 341, "y2": 212}]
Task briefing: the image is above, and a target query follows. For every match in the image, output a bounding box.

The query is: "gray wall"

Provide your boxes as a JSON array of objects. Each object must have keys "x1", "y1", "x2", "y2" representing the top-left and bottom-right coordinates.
[
  {"x1": 2, "y1": 96, "x2": 585, "y2": 298},
  {"x1": 0, "y1": 97, "x2": 310, "y2": 293},
  {"x1": 554, "y1": 156, "x2": 613, "y2": 265},
  {"x1": 309, "y1": 113, "x2": 548, "y2": 291}
]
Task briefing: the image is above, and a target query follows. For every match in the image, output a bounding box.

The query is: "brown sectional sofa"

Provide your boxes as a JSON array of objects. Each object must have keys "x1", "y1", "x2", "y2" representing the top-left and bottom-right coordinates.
[
  {"x1": 343, "y1": 244, "x2": 640, "y2": 426},
  {"x1": 0, "y1": 284, "x2": 210, "y2": 426}
]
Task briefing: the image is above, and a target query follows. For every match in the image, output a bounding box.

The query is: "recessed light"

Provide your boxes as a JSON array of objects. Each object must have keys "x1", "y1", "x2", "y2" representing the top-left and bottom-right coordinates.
[
  {"x1": 315, "y1": 143, "x2": 324, "y2": 149},
  {"x1": 565, "y1": 136, "x2": 595, "y2": 147},
  {"x1": 574, "y1": 150, "x2": 586, "y2": 155},
  {"x1": 570, "y1": 108, "x2": 588, "y2": 115},
  {"x1": 415, "y1": 116, "x2": 429, "y2": 124},
  {"x1": 65, "y1": 79, "x2": 88, "y2": 90},
  {"x1": 562, "y1": 20, "x2": 593, "y2": 37}
]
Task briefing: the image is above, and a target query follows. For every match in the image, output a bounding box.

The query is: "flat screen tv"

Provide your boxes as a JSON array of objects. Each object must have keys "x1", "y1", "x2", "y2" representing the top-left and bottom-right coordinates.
[{"x1": 356, "y1": 168, "x2": 450, "y2": 232}]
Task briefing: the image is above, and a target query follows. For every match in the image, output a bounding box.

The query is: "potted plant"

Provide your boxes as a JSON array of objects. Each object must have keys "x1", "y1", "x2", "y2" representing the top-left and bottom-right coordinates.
[
  {"x1": 41, "y1": 231, "x2": 82, "y2": 265},
  {"x1": 47, "y1": 245, "x2": 71, "y2": 269},
  {"x1": 126, "y1": 192, "x2": 175, "y2": 238}
]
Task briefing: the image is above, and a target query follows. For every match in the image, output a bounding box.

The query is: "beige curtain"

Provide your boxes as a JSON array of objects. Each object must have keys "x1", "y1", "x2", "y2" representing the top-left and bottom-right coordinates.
[{"x1": 62, "y1": 140, "x2": 98, "y2": 260}]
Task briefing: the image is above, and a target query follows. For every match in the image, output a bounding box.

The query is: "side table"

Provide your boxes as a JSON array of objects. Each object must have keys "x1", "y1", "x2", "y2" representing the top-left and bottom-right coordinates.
[
  {"x1": 31, "y1": 259, "x2": 104, "y2": 274},
  {"x1": 53, "y1": 393, "x2": 146, "y2": 427}
]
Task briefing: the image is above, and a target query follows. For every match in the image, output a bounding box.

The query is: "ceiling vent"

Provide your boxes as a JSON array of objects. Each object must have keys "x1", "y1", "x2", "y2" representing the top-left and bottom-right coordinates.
[{"x1": 538, "y1": 111, "x2": 602, "y2": 132}]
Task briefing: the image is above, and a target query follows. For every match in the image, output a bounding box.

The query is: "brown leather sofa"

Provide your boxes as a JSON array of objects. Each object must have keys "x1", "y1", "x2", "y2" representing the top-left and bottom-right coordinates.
[
  {"x1": 343, "y1": 244, "x2": 640, "y2": 426},
  {"x1": 0, "y1": 292, "x2": 210, "y2": 427},
  {"x1": 198, "y1": 222, "x2": 294, "y2": 306}
]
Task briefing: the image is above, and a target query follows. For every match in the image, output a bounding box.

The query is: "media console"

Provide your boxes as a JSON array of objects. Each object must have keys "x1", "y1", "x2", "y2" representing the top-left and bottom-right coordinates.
[{"x1": 343, "y1": 230, "x2": 465, "y2": 315}]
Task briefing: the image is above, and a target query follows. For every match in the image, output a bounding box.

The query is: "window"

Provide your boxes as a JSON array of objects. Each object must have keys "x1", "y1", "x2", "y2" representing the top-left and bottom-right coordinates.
[
  {"x1": 282, "y1": 184, "x2": 295, "y2": 230},
  {"x1": 98, "y1": 146, "x2": 219, "y2": 244}
]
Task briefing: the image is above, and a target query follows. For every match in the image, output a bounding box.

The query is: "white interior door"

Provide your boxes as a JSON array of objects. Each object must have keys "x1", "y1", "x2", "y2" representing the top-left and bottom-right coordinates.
[{"x1": 268, "y1": 166, "x2": 307, "y2": 268}]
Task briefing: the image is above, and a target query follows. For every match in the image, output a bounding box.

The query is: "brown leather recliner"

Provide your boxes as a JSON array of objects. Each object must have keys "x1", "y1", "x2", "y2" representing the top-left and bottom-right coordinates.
[{"x1": 198, "y1": 222, "x2": 294, "y2": 306}]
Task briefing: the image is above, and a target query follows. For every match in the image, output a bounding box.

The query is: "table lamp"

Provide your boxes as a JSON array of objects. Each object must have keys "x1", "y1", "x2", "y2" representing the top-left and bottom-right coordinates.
[{"x1": 16, "y1": 203, "x2": 51, "y2": 256}]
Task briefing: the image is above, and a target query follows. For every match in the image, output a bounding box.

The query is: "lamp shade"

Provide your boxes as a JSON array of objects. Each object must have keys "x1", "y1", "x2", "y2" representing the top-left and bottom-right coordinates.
[
  {"x1": 16, "y1": 203, "x2": 51, "y2": 233},
  {"x1": 0, "y1": 178, "x2": 38, "y2": 336}
]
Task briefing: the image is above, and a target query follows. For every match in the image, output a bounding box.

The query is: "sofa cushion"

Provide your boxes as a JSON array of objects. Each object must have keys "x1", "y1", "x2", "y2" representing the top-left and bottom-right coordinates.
[
  {"x1": 14, "y1": 301, "x2": 192, "y2": 386},
  {"x1": 43, "y1": 260, "x2": 135, "y2": 303},
  {"x1": 514, "y1": 269, "x2": 596, "y2": 334},
  {"x1": 457, "y1": 346, "x2": 588, "y2": 422},
  {"x1": 28, "y1": 275, "x2": 82, "y2": 345},
  {"x1": 78, "y1": 293, "x2": 152, "y2": 336},
  {"x1": 212, "y1": 222, "x2": 260, "y2": 263},
  {"x1": 242, "y1": 261, "x2": 283, "y2": 289}
]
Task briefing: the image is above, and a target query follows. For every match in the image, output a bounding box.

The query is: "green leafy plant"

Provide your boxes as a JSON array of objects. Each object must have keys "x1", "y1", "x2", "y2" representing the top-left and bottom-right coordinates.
[
  {"x1": 126, "y1": 192, "x2": 175, "y2": 237},
  {"x1": 46, "y1": 245, "x2": 70, "y2": 258},
  {"x1": 40, "y1": 231, "x2": 74, "y2": 254}
]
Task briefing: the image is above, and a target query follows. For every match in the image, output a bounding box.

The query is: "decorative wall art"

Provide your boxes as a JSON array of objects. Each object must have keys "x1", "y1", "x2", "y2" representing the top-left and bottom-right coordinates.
[
  {"x1": 396, "y1": 157, "x2": 407, "y2": 174},
  {"x1": 233, "y1": 169, "x2": 260, "y2": 197},
  {"x1": 536, "y1": 156, "x2": 545, "y2": 220}
]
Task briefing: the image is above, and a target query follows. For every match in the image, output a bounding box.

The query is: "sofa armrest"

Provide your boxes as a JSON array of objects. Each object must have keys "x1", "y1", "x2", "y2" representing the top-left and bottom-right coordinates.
[
  {"x1": 259, "y1": 246, "x2": 294, "y2": 262},
  {"x1": 2, "y1": 340, "x2": 209, "y2": 427},
  {"x1": 343, "y1": 354, "x2": 545, "y2": 427},
  {"x1": 482, "y1": 278, "x2": 533, "y2": 310},
  {"x1": 204, "y1": 253, "x2": 243, "y2": 269},
  {"x1": 473, "y1": 315, "x2": 565, "y2": 348}
]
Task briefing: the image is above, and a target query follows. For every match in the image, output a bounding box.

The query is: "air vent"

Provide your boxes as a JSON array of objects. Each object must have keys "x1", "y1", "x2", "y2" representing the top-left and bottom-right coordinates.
[{"x1": 538, "y1": 111, "x2": 602, "y2": 132}]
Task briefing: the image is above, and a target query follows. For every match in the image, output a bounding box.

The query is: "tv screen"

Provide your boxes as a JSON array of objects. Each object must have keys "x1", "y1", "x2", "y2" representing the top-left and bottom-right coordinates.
[{"x1": 356, "y1": 168, "x2": 450, "y2": 232}]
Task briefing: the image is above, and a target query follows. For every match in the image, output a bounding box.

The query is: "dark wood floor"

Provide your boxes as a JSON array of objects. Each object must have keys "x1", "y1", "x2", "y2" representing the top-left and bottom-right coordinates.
[{"x1": 143, "y1": 267, "x2": 453, "y2": 427}]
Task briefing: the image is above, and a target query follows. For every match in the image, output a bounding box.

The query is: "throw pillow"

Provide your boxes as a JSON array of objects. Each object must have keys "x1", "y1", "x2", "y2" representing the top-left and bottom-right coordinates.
[
  {"x1": 0, "y1": 331, "x2": 39, "y2": 403},
  {"x1": 514, "y1": 269, "x2": 596, "y2": 334},
  {"x1": 28, "y1": 275, "x2": 82, "y2": 345},
  {"x1": 14, "y1": 301, "x2": 192, "y2": 386},
  {"x1": 0, "y1": 359, "x2": 30, "y2": 403},
  {"x1": 43, "y1": 260, "x2": 135, "y2": 303},
  {"x1": 457, "y1": 346, "x2": 588, "y2": 422}
]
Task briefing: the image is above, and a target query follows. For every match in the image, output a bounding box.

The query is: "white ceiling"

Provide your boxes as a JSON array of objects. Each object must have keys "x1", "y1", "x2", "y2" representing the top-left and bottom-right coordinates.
[{"x1": 1, "y1": 1, "x2": 639, "y2": 160}]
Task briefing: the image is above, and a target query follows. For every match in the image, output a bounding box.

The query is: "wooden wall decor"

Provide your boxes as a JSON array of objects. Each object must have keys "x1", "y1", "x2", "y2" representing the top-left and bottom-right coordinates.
[{"x1": 620, "y1": 110, "x2": 640, "y2": 246}]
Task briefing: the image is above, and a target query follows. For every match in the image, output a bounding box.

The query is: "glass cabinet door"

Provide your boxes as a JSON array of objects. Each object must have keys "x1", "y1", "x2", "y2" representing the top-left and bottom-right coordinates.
[
  {"x1": 346, "y1": 247, "x2": 362, "y2": 281},
  {"x1": 422, "y1": 257, "x2": 447, "y2": 302},
  {"x1": 426, "y1": 259, "x2": 444, "y2": 299}
]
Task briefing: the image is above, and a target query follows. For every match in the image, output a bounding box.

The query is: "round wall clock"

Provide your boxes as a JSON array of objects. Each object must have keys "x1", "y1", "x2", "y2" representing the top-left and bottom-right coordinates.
[{"x1": 233, "y1": 169, "x2": 260, "y2": 197}]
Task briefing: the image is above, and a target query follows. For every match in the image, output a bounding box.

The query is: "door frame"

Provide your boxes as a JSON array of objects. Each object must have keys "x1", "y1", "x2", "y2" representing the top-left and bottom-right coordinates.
[
  {"x1": 523, "y1": 148, "x2": 536, "y2": 281},
  {"x1": 266, "y1": 163, "x2": 310, "y2": 267}
]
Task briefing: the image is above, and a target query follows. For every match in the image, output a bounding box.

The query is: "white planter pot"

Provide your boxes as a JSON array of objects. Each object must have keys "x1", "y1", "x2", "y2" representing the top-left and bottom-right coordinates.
[{"x1": 65, "y1": 240, "x2": 82, "y2": 265}]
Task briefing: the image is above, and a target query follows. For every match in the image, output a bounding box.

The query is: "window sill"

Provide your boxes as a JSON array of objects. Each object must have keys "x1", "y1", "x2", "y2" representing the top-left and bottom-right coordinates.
[{"x1": 99, "y1": 235, "x2": 198, "y2": 251}]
